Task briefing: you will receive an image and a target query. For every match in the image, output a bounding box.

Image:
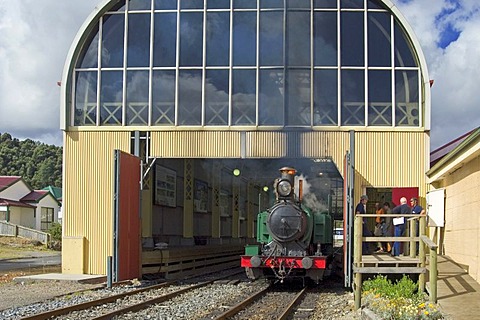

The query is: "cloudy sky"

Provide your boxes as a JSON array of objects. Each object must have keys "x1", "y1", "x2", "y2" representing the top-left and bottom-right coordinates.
[{"x1": 0, "y1": 0, "x2": 479, "y2": 150}]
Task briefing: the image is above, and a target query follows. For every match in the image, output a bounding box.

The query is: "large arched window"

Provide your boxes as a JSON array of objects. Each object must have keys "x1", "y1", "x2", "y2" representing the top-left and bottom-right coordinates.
[{"x1": 72, "y1": 0, "x2": 423, "y2": 129}]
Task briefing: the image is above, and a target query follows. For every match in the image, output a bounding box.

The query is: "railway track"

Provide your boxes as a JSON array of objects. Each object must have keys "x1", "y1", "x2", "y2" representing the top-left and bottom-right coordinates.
[
  {"x1": 7, "y1": 271, "x2": 354, "y2": 320},
  {"x1": 207, "y1": 285, "x2": 309, "y2": 320},
  {"x1": 19, "y1": 271, "x2": 246, "y2": 320}
]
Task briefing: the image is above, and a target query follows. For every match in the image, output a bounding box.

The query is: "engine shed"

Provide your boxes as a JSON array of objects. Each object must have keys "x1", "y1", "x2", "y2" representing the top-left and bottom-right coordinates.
[{"x1": 60, "y1": 0, "x2": 431, "y2": 286}]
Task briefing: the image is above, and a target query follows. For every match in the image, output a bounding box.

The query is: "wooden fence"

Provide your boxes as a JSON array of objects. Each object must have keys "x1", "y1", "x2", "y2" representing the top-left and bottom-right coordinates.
[
  {"x1": 353, "y1": 214, "x2": 438, "y2": 309},
  {"x1": 0, "y1": 221, "x2": 51, "y2": 244}
]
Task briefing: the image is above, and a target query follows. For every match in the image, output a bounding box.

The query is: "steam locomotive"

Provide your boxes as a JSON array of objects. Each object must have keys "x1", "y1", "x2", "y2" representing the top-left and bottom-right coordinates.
[{"x1": 241, "y1": 167, "x2": 334, "y2": 284}]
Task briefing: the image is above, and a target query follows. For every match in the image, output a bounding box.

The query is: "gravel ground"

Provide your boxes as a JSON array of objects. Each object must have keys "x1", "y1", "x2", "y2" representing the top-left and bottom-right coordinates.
[
  {"x1": 0, "y1": 275, "x2": 360, "y2": 319},
  {"x1": 0, "y1": 278, "x2": 104, "y2": 311},
  {"x1": 0, "y1": 237, "x2": 361, "y2": 319}
]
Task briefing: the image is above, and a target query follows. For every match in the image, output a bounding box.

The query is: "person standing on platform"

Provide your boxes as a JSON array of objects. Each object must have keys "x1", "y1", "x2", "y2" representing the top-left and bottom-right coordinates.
[
  {"x1": 374, "y1": 202, "x2": 387, "y2": 253},
  {"x1": 410, "y1": 197, "x2": 425, "y2": 253},
  {"x1": 391, "y1": 197, "x2": 411, "y2": 256},
  {"x1": 383, "y1": 202, "x2": 394, "y2": 253},
  {"x1": 355, "y1": 195, "x2": 370, "y2": 254}
]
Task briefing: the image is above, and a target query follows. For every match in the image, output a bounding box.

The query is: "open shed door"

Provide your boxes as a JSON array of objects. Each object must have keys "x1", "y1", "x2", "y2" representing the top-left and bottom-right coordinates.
[
  {"x1": 426, "y1": 189, "x2": 445, "y2": 227},
  {"x1": 113, "y1": 150, "x2": 141, "y2": 282},
  {"x1": 343, "y1": 151, "x2": 354, "y2": 288}
]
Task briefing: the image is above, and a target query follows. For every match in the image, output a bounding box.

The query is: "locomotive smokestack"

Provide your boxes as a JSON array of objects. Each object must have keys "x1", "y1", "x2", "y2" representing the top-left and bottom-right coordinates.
[
  {"x1": 276, "y1": 167, "x2": 296, "y2": 200},
  {"x1": 279, "y1": 167, "x2": 296, "y2": 185}
]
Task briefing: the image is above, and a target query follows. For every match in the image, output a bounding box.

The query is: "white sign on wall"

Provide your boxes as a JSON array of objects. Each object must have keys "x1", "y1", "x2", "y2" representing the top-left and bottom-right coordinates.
[{"x1": 426, "y1": 189, "x2": 445, "y2": 227}]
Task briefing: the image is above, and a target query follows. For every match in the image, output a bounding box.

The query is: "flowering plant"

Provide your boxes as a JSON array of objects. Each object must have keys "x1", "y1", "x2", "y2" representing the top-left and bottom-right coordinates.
[{"x1": 362, "y1": 275, "x2": 444, "y2": 319}]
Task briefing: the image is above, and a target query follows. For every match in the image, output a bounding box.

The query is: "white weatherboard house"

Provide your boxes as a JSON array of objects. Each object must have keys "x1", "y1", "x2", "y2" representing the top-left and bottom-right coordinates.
[{"x1": 0, "y1": 176, "x2": 60, "y2": 231}]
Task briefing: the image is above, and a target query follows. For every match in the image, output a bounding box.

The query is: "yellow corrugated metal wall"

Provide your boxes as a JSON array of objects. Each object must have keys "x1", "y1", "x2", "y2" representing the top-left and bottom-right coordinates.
[
  {"x1": 149, "y1": 130, "x2": 428, "y2": 203},
  {"x1": 151, "y1": 131, "x2": 241, "y2": 158},
  {"x1": 353, "y1": 131, "x2": 429, "y2": 203},
  {"x1": 63, "y1": 129, "x2": 428, "y2": 274},
  {"x1": 63, "y1": 131, "x2": 130, "y2": 275}
]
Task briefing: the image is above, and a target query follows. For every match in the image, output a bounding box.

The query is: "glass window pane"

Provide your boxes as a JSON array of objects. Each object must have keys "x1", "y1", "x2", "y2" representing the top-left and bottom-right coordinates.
[
  {"x1": 75, "y1": 71, "x2": 97, "y2": 126},
  {"x1": 395, "y1": 70, "x2": 419, "y2": 126},
  {"x1": 314, "y1": 0, "x2": 337, "y2": 9},
  {"x1": 341, "y1": 0, "x2": 364, "y2": 9},
  {"x1": 208, "y1": 0, "x2": 230, "y2": 9},
  {"x1": 154, "y1": 13, "x2": 177, "y2": 67},
  {"x1": 128, "y1": 0, "x2": 151, "y2": 10},
  {"x1": 233, "y1": 12, "x2": 256, "y2": 66},
  {"x1": 368, "y1": 0, "x2": 385, "y2": 9},
  {"x1": 126, "y1": 71, "x2": 149, "y2": 125},
  {"x1": 76, "y1": 24, "x2": 99, "y2": 68},
  {"x1": 287, "y1": 0, "x2": 310, "y2": 9},
  {"x1": 127, "y1": 13, "x2": 151, "y2": 67},
  {"x1": 181, "y1": 0, "x2": 204, "y2": 9},
  {"x1": 110, "y1": 2, "x2": 126, "y2": 11},
  {"x1": 286, "y1": 70, "x2": 310, "y2": 126},
  {"x1": 287, "y1": 11, "x2": 310, "y2": 66},
  {"x1": 314, "y1": 12, "x2": 337, "y2": 66},
  {"x1": 314, "y1": 69, "x2": 338, "y2": 125},
  {"x1": 102, "y1": 14, "x2": 125, "y2": 68},
  {"x1": 207, "y1": 12, "x2": 230, "y2": 66},
  {"x1": 259, "y1": 69, "x2": 284, "y2": 125},
  {"x1": 341, "y1": 12, "x2": 364, "y2": 67},
  {"x1": 394, "y1": 20, "x2": 418, "y2": 67},
  {"x1": 178, "y1": 70, "x2": 202, "y2": 125},
  {"x1": 155, "y1": 0, "x2": 177, "y2": 10},
  {"x1": 368, "y1": 70, "x2": 392, "y2": 126},
  {"x1": 368, "y1": 12, "x2": 391, "y2": 67},
  {"x1": 260, "y1": 11, "x2": 284, "y2": 66},
  {"x1": 100, "y1": 71, "x2": 123, "y2": 125},
  {"x1": 341, "y1": 69, "x2": 365, "y2": 125},
  {"x1": 205, "y1": 70, "x2": 229, "y2": 125},
  {"x1": 260, "y1": 0, "x2": 284, "y2": 9},
  {"x1": 232, "y1": 69, "x2": 256, "y2": 125},
  {"x1": 233, "y1": 0, "x2": 256, "y2": 9},
  {"x1": 152, "y1": 71, "x2": 175, "y2": 125},
  {"x1": 180, "y1": 12, "x2": 204, "y2": 67}
]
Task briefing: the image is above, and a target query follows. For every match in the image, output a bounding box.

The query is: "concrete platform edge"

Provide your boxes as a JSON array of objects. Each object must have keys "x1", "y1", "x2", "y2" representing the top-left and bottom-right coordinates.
[{"x1": 13, "y1": 273, "x2": 106, "y2": 284}]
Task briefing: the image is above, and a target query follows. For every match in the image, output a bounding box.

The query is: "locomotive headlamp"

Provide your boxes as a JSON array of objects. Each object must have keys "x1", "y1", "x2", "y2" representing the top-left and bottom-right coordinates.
[{"x1": 277, "y1": 179, "x2": 292, "y2": 197}]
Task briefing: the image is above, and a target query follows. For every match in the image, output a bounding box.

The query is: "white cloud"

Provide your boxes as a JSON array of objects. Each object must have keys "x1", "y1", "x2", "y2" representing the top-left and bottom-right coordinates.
[
  {"x1": 0, "y1": 0, "x2": 98, "y2": 145},
  {"x1": 0, "y1": 0, "x2": 478, "y2": 149},
  {"x1": 394, "y1": 0, "x2": 480, "y2": 148}
]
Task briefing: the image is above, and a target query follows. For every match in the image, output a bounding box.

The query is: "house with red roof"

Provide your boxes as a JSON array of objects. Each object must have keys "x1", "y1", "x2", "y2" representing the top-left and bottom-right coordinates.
[{"x1": 0, "y1": 176, "x2": 61, "y2": 231}]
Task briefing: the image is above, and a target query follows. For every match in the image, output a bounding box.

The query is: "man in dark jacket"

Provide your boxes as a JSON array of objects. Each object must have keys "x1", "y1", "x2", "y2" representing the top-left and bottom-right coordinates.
[
  {"x1": 355, "y1": 195, "x2": 370, "y2": 254},
  {"x1": 391, "y1": 197, "x2": 411, "y2": 256}
]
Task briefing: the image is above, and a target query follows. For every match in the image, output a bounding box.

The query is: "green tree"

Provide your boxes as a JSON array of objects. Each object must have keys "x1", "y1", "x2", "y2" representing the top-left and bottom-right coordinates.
[{"x1": 0, "y1": 132, "x2": 62, "y2": 189}]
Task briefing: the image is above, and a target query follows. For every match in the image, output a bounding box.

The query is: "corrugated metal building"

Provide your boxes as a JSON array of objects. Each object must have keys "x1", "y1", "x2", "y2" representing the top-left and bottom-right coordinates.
[{"x1": 60, "y1": 0, "x2": 431, "y2": 278}]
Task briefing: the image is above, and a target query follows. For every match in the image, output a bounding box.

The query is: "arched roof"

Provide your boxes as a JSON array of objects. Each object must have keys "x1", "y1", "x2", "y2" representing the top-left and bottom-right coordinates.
[{"x1": 61, "y1": 0, "x2": 430, "y2": 131}]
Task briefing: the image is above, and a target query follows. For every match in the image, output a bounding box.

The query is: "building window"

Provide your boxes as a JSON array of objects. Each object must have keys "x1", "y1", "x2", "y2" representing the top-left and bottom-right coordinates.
[
  {"x1": 71, "y1": 0, "x2": 423, "y2": 129},
  {"x1": 41, "y1": 207, "x2": 54, "y2": 232}
]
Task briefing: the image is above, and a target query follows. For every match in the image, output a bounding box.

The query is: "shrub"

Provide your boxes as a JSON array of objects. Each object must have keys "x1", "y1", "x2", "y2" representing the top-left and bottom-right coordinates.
[
  {"x1": 48, "y1": 222, "x2": 62, "y2": 242},
  {"x1": 362, "y1": 275, "x2": 444, "y2": 319}
]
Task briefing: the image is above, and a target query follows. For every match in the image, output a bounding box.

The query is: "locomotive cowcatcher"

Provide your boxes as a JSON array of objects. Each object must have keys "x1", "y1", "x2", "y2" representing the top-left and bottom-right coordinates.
[{"x1": 241, "y1": 167, "x2": 334, "y2": 284}]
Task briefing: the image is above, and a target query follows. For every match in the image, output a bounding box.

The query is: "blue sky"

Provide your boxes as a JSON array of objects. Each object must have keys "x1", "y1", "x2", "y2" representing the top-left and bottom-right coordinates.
[{"x1": 0, "y1": 0, "x2": 479, "y2": 150}]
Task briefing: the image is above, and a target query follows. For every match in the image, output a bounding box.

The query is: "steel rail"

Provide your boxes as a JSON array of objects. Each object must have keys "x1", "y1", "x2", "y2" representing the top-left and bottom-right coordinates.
[
  {"x1": 20, "y1": 281, "x2": 174, "y2": 320},
  {"x1": 20, "y1": 270, "x2": 244, "y2": 320},
  {"x1": 212, "y1": 285, "x2": 271, "y2": 320},
  {"x1": 91, "y1": 280, "x2": 214, "y2": 320},
  {"x1": 277, "y1": 287, "x2": 307, "y2": 320}
]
